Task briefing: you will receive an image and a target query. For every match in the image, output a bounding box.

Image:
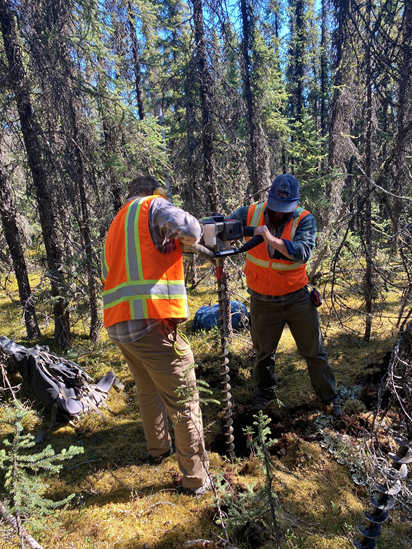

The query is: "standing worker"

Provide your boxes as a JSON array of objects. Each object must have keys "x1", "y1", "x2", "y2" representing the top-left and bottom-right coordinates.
[
  {"x1": 229, "y1": 174, "x2": 342, "y2": 416},
  {"x1": 101, "y1": 174, "x2": 210, "y2": 495}
]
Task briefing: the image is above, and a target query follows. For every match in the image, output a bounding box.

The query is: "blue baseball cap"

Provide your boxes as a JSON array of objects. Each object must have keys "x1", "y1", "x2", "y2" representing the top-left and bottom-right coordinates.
[{"x1": 267, "y1": 174, "x2": 300, "y2": 213}]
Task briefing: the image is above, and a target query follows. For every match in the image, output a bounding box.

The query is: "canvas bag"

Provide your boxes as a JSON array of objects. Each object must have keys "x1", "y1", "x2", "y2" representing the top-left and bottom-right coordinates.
[{"x1": 0, "y1": 336, "x2": 117, "y2": 437}]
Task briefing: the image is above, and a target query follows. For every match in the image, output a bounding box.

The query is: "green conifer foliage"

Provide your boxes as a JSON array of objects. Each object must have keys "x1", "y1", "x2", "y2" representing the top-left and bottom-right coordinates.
[
  {"x1": 0, "y1": 400, "x2": 84, "y2": 542},
  {"x1": 223, "y1": 412, "x2": 281, "y2": 548},
  {"x1": 287, "y1": 111, "x2": 328, "y2": 216}
]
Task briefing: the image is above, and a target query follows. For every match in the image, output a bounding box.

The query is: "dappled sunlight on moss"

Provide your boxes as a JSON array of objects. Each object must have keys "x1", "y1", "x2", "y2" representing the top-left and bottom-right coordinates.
[{"x1": 0, "y1": 271, "x2": 411, "y2": 548}]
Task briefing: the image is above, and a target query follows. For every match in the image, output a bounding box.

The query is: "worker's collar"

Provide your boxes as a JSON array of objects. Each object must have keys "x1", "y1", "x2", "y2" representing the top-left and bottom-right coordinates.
[
  {"x1": 126, "y1": 195, "x2": 144, "y2": 203},
  {"x1": 125, "y1": 194, "x2": 167, "y2": 205}
]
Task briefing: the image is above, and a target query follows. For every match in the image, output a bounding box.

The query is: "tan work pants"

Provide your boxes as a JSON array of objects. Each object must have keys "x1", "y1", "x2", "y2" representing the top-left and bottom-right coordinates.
[{"x1": 113, "y1": 320, "x2": 207, "y2": 489}]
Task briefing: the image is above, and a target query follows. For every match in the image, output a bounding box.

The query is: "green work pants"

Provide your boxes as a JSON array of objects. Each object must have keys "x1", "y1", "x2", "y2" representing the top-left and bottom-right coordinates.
[
  {"x1": 250, "y1": 287, "x2": 337, "y2": 403},
  {"x1": 113, "y1": 320, "x2": 207, "y2": 489}
]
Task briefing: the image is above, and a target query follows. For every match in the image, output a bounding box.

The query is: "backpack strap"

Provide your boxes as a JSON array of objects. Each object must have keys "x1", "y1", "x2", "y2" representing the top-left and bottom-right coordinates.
[{"x1": 34, "y1": 402, "x2": 60, "y2": 443}]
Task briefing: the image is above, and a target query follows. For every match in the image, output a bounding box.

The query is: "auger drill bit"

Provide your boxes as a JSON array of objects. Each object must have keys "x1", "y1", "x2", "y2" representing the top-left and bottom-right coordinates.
[
  {"x1": 196, "y1": 216, "x2": 266, "y2": 460},
  {"x1": 215, "y1": 258, "x2": 235, "y2": 459},
  {"x1": 353, "y1": 438, "x2": 412, "y2": 549}
]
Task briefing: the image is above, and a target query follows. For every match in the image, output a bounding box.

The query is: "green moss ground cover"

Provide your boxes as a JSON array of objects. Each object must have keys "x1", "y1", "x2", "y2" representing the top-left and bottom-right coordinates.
[{"x1": 0, "y1": 268, "x2": 410, "y2": 549}]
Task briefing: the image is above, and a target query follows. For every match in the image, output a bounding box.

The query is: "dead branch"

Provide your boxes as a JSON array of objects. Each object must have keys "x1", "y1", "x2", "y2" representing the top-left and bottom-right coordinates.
[
  {"x1": 184, "y1": 540, "x2": 213, "y2": 547},
  {"x1": 191, "y1": 268, "x2": 213, "y2": 290},
  {"x1": 0, "y1": 504, "x2": 44, "y2": 549},
  {"x1": 106, "y1": 462, "x2": 145, "y2": 495},
  {"x1": 67, "y1": 458, "x2": 102, "y2": 470},
  {"x1": 356, "y1": 164, "x2": 412, "y2": 201},
  {"x1": 184, "y1": 538, "x2": 239, "y2": 549},
  {"x1": 0, "y1": 363, "x2": 18, "y2": 400},
  {"x1": 308, "y1": 177, "x2": 366, "y2": 283},
  {"x1": 136, "y1": 501, "x2": 174, "y2": 519}
]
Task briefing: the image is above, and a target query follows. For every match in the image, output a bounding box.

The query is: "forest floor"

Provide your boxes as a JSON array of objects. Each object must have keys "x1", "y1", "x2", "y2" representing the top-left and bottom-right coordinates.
[{"x1": 0, "y1": 267, "x2": 411, "y2": 549}]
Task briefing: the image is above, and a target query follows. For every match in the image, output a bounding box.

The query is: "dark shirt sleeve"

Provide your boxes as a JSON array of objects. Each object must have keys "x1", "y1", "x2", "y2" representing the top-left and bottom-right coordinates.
[
  {"x1": 228, "y1": 205, "x2": 316, "y2": 263},
  {"x1": 285, "y1": 213, "x2": 317, "y2": 263},
  {"x1": 227, "y1": 206, "x2": 249, "y2": 227},
  {"x1": 283, "y1": 239, "x2": 295, "y2": 257}
]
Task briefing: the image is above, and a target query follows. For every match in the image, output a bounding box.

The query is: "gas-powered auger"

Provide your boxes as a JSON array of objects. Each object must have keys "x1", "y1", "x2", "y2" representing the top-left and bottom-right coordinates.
[{"x1": 197, "y1": 215, "x2": 264, "y2": 459}]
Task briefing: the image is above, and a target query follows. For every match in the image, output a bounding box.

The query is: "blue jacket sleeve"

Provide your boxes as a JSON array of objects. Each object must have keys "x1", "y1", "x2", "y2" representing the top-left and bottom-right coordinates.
[
  {"x1": 227, "y1": 207, "x2": 249, "y2": 227},
  {"x1": 286, "y1": 213, "x2": 317, "y2": 263}
]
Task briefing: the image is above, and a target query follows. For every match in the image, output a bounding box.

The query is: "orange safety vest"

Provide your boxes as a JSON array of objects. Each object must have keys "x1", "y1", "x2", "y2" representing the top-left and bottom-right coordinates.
[
  {"x1": 101, "y1": 196, "x2": 189, "y2": 328},
  {"x1": 244, "y1": 202, "x2": 310, "y2": 296}
]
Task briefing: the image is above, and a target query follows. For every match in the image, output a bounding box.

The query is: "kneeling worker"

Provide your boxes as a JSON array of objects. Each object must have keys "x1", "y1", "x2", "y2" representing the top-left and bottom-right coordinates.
[
  {"x1": 229, "y1": 174, "x2": 342, "y2": 416},
  {"x1": 101, "y1": 175, "x2": 210, "y2": 495}
]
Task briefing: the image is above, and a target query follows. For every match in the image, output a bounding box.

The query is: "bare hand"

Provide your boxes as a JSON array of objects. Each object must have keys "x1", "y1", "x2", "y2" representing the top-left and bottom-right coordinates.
[
  {"x1": 253, "y1": 225, "x2": 292, "y2": 259},
  {"x1": 253, "y1": 225, "x2": 271, "y2": 243}
]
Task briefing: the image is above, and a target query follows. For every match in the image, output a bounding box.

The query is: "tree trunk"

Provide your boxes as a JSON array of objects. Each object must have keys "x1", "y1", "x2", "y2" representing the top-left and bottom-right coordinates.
[
  {"x1": 97, "y1": 70, "x2": 124, "y2": 215},
  {"x1": 0, "y1": 0, "x2": 71, "y2": 348},
  {"x1": 0, "y1": 163, "x2": 41, "y2": 339},
  {"x1": 293, "y1": 0, "x2": 305, "y2": 122},
  {"x1": 38, "y1": 0, "x2": 101, "y2": 343},
  {"x1": 191, "y1": 0, "x2": 231, "y2": 341},
  {"x1": 222, "y1": 264, "x2": 233, "y2": 344},
  {"x1": 392, "y1": 0, "x2": 412, "y2": 252},
  {"x1": 240, "y1": 0, "x2": 258, "y2": 196},
  {"x1": 240, "y1": 0, "x2": 269, "y2": 200},
  {"x1": 363, "y1": 0, "x2": 373, "y2": 343},
  {"x1": 184, "y1": 59, "x2": 201, "y2": 216},
  {"x1": 146, "y1": 63, "x2": 172, "y2": 200},
  {"x1": 0, "y1": 503, "x2": 44, "y2": 549},
  {"x1": 326, "y1": 0, "x2": 354, "y2": 226},
  {"x1": 191, "y1": 0, "x2": 221, "y2": 214},
  {"x1": 66, "y1": 96, "x2": 100, "y2": 343},
  {"x1": 320, "y1": 0, "x2": 328, "y2": 137},
  {"x1": 127, "y1": 1, "x2": 146, "y2": 120}
]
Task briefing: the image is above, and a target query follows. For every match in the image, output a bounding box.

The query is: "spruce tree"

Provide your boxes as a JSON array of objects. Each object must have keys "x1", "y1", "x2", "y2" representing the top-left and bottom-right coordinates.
[{"x1": 0, "y1": 400, "x2": 83, "y2": 547}]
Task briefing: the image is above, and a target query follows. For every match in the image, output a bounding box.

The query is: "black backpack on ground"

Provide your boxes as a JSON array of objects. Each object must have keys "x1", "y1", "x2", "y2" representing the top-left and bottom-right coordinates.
[{"x1": 0, "y1": 336, "x2": 117, "y2": 440}]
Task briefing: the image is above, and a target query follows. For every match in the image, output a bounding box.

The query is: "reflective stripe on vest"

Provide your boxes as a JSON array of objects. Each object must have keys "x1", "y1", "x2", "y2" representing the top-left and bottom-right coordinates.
[
  {"x1": 124, "y1": 198, "x2": 144, "y2": 283},
  {"x1": 102, "y1": 196, "x2": 188, "y2": 326},
  {"x1": 101, "y1": 249, "x2": 109, "y2": 283},
  {"x1": 290, "y1": 207, "x2": 305, "y2": 241},
  {"x1": 244, "y1": 202, "x2": 310, "y2": 296},
  {"x1": 250, "y1": 202, "x2": 265, "y2": 228},
  {"x1": 246, "y1": 203, "x2": 307, "y2": 273},
  {"x1": 245, "y1": 253, "x2": 305, "y2": 271},
  {"x1": 103, "y1": 280, "x2": 187, "y2": 307}
]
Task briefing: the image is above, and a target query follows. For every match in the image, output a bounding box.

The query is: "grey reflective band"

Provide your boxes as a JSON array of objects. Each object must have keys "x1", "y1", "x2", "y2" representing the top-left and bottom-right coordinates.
[
  {"x1": 245, "y1": 253, "x2": 304, "y2": 271},
  {"x1": 103, "y1": 280, "x2": 187, "y2": 308},
  {"x1": 290, "y1": 207, "x2": 304, "y2": 241},
  {"x1": 250, "y1": 203, "x2": 265, "y2": 228},
  {"x1": 101, "y1": 246, "x2": 109, "y2": 282},
  {"x1": 125, "y1": 198, "x2": 144, "y2": 282}
]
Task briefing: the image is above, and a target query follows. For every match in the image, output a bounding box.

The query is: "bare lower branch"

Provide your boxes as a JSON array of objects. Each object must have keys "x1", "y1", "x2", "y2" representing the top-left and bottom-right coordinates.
[{"x1": 0, "y1": 504, "x2": 44, "y2": 549}]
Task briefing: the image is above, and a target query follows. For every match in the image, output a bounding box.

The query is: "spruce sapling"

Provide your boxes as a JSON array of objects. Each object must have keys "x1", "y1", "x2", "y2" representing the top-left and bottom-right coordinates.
[
  {"x1": 0, "y1": 399, "x2": 84, "y2": 547},
  {"x1": 223, "y1": 411, "x2": 281, "y2": 548}
]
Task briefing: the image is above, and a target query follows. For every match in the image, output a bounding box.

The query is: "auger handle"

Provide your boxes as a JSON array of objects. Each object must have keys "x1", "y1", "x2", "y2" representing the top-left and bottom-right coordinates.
[
  {"x1": 238, "y1": 234, "x2": 264, "y2": 252},
  {"x1": 214, "y1": 234, "x2": 264, "y2": 257}
]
